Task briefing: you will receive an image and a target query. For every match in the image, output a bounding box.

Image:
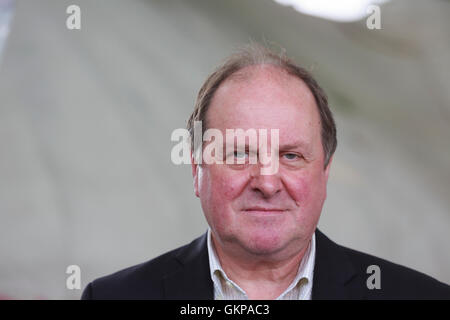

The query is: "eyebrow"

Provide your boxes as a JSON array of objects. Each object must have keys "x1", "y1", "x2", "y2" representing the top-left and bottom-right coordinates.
[
  {"x1": 223, "y1": 138, "x2": 310, "y2": 147},
  {"x1": 224, "y1": 141, "x2": 312, "y2": 154},
  {"x1": 278, "y1": 141, "x2": 310, "y2": 151}
]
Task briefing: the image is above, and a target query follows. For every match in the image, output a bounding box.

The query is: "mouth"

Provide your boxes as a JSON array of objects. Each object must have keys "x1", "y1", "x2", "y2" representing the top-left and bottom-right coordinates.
[{"x1": 243, "y1": 207, "x2": 286, "y2": 215}]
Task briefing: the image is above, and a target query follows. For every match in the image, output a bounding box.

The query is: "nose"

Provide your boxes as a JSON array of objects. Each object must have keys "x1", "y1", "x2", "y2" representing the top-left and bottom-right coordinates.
[{"x1": 249, "y1": 165, "x2": 282, "y2": 198}]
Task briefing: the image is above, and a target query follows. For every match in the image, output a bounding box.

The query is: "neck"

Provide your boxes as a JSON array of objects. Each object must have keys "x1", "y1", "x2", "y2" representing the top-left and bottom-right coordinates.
[{"x1": 211, "y1": 234, "x2": 310, "y2": 299}]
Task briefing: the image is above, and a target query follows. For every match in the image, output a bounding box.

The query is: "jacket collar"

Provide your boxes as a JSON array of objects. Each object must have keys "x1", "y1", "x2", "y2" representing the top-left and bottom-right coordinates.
[
  {"x1": 163, "y1": 233, "x2": 214, "y2": 299},
  {"x1": 312, "y1": 229, "x2": 364, "y2": 299}
]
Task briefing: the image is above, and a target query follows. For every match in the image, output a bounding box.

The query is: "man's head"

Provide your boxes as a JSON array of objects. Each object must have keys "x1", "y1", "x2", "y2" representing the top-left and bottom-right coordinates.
[{"x1": 188, "y1": 44, "x2": 337, "y2": 259}]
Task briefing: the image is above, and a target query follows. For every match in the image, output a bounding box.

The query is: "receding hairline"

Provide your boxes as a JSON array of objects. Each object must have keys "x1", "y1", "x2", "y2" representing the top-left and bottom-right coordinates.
[
  {"x1": 207, "y1": 63, "x2": 320, "y2": 122},
  {"x1": 223, "y1": 63, "x2": 309, "y2": 87}
]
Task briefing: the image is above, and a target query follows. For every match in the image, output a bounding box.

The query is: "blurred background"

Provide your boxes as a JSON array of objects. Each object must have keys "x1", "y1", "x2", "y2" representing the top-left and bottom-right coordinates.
[{"x1": 0, "y1": 0, "x2": 449, "y2": 299}]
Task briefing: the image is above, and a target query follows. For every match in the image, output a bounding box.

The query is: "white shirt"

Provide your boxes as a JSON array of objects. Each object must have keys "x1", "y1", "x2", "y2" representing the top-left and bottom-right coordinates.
[{"x1": 207, "y1": 228, "x2": 316, "y2": 300}]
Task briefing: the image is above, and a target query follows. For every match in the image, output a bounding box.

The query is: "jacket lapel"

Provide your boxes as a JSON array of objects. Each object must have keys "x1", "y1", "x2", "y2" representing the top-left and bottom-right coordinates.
[
  {"x1": 163, "y1": 233, "x2": 214, "y2": 299},
  {"x1": 312, "y1": 229, "x2": 365, "y2": 299}
]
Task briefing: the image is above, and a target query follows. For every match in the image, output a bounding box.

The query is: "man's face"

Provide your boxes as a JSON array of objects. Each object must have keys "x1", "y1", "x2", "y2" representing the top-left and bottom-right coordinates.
[{"x1": 192, "y1": 66, "x2": 332, "y2": 258}]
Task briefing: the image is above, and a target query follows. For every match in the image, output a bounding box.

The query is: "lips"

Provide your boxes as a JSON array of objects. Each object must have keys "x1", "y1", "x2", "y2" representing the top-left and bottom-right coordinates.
[
  {"x1": 244, "y1": 206, "x2": 286, "y2": 213},
  {"x1": 245, "y1": 207, "x2": 284, "y2": 211}
]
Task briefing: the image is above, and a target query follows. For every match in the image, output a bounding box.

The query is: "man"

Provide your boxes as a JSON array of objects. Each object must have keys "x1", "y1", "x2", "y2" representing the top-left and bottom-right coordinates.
[{"x1": 82, "y1": 45, "x2": 450, "y2": 300}]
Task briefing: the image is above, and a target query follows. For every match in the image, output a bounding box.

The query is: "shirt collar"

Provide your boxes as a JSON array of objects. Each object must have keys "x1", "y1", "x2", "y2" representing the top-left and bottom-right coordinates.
[{"x1": 207, "y1": 228, "x2": 316, "y2": 299}]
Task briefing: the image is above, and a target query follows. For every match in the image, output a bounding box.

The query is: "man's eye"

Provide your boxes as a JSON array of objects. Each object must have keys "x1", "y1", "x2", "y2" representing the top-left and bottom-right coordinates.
[
  {"x1": 234, "y1": 151, "x2": 248, "y2": 159},
  {"x1": 283, "y1": 153, "x2": 299, "y2": 160}
]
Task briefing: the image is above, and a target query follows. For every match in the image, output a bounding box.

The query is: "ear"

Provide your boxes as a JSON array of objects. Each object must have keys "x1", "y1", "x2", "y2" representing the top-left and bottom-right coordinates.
[
  {"x1": 324, "y1": 155, "x2": 333, "y2": 182},
  {"x1": 191, "y1": 151, "x2": 200, "y2": 198}
]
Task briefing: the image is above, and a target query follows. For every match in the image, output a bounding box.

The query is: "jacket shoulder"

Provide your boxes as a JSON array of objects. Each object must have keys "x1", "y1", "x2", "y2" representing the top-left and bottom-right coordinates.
[
  {"x1": 339, "y1": 244, "x2": 450, "y2": 299},
  {"x1": 81, "y1": 239, "x2": 195, "y2": 300}
]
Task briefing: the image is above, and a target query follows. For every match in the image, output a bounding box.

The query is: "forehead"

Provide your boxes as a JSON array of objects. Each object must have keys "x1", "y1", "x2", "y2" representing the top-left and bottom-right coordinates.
[{"x1": 207, "y1": 65, "x2": 321, "y2": 142}]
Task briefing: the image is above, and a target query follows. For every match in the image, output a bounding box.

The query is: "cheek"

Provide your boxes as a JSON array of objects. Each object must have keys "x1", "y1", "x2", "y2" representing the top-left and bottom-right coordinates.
[
  {"x1": 283, "y1": 169, "x2": 327, "y2": 210},
  {"x1": 200, "y1": 167, "x2": 247, "y2": 199},
  {"x1": 198, "y1": 166, "x2": 249, "y2": 220},
  {"x1": 282, "y1": 171, "x2": 326, "y2": 238},
  {"x1": 283, "y1": 173, "x2": 311, "y2": 204}
]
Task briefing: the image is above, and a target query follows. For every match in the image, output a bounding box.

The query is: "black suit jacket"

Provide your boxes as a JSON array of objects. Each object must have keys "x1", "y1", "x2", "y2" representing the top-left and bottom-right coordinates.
[{"x1": 81, "y1": 229, "x2": 450, "y2": 299}]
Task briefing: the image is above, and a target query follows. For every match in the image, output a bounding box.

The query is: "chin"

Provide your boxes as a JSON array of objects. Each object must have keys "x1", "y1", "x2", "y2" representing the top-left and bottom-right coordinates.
[{"x1": 242, "y1": 231, "x2": 286, "y2": 255}]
